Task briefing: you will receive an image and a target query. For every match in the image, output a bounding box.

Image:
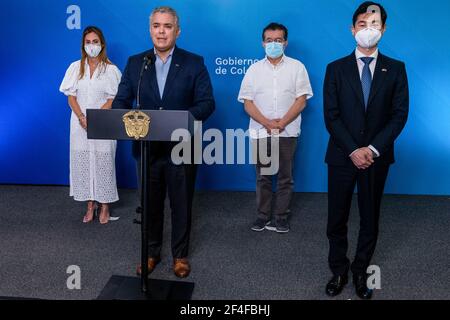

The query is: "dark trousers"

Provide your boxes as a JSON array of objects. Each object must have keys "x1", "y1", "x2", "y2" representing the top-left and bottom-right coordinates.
[
  {"x1": 144, "y1": 146, "x2": 197, "y2": 259},
  {"x1": 254, "y1": 137, "x2": 298, "y2": 221},
  {"x1": 327, "y1": 161, "x2": 390, "y2": 276}
]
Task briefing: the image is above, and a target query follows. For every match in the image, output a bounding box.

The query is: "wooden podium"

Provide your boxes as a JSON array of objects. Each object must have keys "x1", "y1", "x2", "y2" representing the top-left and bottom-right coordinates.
[{"x1": 87, "y1": 109, "x2": 196, "y2": 300}]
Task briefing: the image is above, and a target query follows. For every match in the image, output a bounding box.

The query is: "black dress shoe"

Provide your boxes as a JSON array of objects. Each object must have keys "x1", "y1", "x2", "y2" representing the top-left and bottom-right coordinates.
[
  {"x1": 325, "y1": 275, "x2": 348, "y2": 297},
  {"x1": 353, "y1": 274, "x2": 373, "y2": 300}
]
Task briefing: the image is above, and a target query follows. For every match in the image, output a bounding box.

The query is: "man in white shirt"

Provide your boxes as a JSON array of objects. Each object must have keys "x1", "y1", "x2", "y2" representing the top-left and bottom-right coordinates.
[{"x1": 238, "y1": 22, "x2": 313, "y2": 233}]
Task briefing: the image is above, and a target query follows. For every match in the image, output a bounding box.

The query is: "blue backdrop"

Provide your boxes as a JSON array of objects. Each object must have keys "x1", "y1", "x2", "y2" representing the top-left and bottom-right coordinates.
[{"x1": 1, "y1": 0, "x2": 449, "y2": 195}]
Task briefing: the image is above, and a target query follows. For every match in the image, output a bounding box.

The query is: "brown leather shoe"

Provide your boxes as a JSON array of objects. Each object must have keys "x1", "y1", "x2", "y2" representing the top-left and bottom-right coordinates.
[
  {"x1": 136, "y1": 257, "x2": 161, "y2": 276},
  {"x1": 173, "y1": 258, "x2": 191, "y2": 278}
]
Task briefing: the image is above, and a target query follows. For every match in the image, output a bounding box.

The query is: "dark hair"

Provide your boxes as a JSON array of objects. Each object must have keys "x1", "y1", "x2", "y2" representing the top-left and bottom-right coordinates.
[
  {"x1": 353, "y1": 2, "x2": 387, "y2": 26},
  {"x1": 262, "y1": 22, "x2": 288, "y2": 41}
]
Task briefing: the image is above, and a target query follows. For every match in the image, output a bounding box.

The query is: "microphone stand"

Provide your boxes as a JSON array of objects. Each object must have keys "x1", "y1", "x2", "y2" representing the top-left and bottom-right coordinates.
[{"x1": 136, "y1": 53, "x2": 154, "y2": 294}]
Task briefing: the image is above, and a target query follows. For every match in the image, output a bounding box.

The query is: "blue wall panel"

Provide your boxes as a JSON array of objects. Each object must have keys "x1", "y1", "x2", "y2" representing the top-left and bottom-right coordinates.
[{"x1": 1, "y1": 0, "x2": 449, "y2": 195}]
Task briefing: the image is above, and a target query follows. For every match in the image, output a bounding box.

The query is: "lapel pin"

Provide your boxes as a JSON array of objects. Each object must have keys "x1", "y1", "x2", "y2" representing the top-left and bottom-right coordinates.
[
  {"x1": 175, "y1": 64, "x2": 180, "y2": 67},
  {"x1": 382, "y1": 68, "x2": 388, "y2": 72}
]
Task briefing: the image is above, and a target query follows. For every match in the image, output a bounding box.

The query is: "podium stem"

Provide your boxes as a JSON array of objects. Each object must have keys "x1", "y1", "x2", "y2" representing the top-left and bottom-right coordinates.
[{"x1": 140, "y1": 141, "x2": 149, "y2": 292}]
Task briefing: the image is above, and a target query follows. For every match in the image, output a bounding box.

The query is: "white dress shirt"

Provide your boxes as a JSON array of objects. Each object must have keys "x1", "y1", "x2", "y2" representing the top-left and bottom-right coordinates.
[
  {"x1": 352, "y1": 48, "x2": 380, "y2": 158},
  {"x1": 355, "y1": 47, "x2": 378, "y2": 79},
  {"x1": 237, "y1": 55, "x2": 313, "y2": 139}
]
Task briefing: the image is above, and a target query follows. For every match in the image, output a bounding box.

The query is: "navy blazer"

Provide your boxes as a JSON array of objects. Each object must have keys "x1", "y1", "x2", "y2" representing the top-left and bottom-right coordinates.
[
  {"x1": 323, "y1": 52, "x2": 409, "y2": 165},
  {"x1": 112, "y1": 46, "x2": 215, "y2": 121},
  {"x1": 112, "y1": 46, "x2": 215, "y2": 158}
]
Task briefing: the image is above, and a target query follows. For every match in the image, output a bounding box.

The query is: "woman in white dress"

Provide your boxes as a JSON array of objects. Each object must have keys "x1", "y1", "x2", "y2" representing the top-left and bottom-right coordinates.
[{"x1": 59, "y1": 26, "x2": 121, "y2": 224}]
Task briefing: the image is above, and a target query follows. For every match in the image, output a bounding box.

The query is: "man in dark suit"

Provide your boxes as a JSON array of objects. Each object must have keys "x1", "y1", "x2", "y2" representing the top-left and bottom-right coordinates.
[
  {"x1": 112, "y1": 6, "x2": 215, "y2": 278},
  {"x1": 323, "y1": 2, "x2": 409, "y2": 299}
]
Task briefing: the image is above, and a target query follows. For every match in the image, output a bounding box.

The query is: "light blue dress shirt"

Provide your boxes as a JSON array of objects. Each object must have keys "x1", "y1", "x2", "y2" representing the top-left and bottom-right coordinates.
[{"x1": 154, "y1": 47, "x2": 174, "y2": 99}]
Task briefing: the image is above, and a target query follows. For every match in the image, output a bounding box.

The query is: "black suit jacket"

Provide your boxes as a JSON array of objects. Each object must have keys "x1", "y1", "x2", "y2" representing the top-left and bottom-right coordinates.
[
  {"x1": 323, "y1": 52, "x2": 409, "y2": 165},
  {"x1": 112, "y1": 46, "x2": 215, "y2": 157}
]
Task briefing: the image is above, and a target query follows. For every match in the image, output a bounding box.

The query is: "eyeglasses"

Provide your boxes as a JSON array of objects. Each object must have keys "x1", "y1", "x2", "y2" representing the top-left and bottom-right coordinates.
[{"x1": 264, "y1": 38, "x2": 285, "y2": 44}]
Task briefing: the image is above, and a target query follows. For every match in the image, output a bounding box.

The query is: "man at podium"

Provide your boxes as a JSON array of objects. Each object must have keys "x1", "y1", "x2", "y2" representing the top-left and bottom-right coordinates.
[{"x1": 112, "y1": 6, "x2": 215, "y2": 278}]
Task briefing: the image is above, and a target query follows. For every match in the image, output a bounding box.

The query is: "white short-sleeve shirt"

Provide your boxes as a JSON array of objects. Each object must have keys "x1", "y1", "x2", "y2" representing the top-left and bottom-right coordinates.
[{"x1": 238, "y1": 55, "x2": 313, "y2": 139}]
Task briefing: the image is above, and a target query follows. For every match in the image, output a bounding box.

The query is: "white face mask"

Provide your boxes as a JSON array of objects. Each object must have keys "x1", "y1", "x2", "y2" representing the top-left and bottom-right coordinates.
[
  {"x1": 355, "y1": 27, "x2": 382, "y2": 49},
  {"x1": 84, "y1": 44, "x2": 102, "y2": 58}
]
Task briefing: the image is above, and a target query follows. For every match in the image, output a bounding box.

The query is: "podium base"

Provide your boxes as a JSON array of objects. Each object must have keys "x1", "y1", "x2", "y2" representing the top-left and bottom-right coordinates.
[{"x1": 97, "y1": 275, "x2": 195, "y2": 300}]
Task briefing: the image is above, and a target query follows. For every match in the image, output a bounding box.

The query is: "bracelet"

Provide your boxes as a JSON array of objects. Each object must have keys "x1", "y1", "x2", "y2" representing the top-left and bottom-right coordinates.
[{"x1": 77, "y1": 113, "x2": 86, "y2": 120}]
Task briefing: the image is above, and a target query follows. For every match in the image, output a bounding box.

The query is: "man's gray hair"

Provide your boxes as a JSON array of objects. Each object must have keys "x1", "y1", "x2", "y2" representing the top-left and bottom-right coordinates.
[{"x1": 149, "y1": 6, "x2": 180, "y2": 27}]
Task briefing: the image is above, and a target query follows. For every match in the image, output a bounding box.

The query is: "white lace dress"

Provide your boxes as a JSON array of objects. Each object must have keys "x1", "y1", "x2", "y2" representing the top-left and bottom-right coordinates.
[{"x1": 59, "y1": 60, "x2": 122, "y2": 203}]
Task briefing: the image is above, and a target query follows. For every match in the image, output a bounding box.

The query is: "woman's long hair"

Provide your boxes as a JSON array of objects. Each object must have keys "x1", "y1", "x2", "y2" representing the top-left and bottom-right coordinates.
[{"x1": 79, "y1": 26, "x2": 111, "y2": 79}]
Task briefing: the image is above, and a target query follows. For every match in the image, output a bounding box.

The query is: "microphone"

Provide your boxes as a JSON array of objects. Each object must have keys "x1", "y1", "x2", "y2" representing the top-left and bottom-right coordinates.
[
  {"x1": 136, "y1": 52, "x2": 155, "y2": 109},
  {"x1": 144, "y1": 52, "x2": 155, "y2": 70}
]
